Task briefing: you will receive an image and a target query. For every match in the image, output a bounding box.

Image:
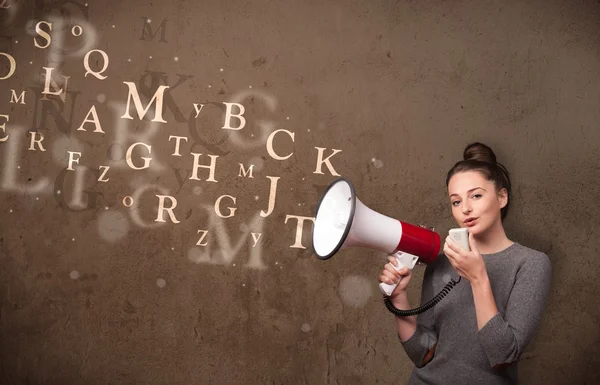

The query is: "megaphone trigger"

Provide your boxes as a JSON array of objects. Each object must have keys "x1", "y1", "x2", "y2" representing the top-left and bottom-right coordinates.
[{"x1": 378, "y1": 251, "x2": 420, "y2": 296}]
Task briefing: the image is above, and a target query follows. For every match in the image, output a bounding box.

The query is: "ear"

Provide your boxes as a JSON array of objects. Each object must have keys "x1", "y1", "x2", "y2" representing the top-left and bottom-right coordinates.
[{"x1": 498, "y1": 188, "x2": 508, "y2": 209}]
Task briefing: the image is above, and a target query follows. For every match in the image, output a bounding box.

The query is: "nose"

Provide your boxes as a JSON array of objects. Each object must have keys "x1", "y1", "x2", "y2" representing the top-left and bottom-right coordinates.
[{"x1": 461, "y1": 201, "x2": 472, "y2": 214}]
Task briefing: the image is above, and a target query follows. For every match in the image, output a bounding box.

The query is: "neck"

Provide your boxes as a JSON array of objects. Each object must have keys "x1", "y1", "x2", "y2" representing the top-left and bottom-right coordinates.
[{"x1": 473, "y1": 219, "x2": 514, "y2": 255}]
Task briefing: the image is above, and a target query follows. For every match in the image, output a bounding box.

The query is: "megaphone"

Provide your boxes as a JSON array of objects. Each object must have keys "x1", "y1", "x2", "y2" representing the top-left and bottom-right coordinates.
[{"x1": 311, "y1": 178, "x2": 441, "y2": 296}]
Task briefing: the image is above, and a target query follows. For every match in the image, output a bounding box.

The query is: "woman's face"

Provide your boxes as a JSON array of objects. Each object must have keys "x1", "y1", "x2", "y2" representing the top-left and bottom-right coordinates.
[{"x1": 447, "y1": 170, "x2": 507, "y2": 236}]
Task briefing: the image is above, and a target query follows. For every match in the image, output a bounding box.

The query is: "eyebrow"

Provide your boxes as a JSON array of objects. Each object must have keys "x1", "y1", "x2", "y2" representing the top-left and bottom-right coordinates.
[{"x1": 450, "y1": 187, "x2": 485, "y2": 198}]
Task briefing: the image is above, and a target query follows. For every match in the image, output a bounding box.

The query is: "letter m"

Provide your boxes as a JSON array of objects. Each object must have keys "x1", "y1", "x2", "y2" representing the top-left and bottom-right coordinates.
[
  {"x1": 140, "y1": 17, "x2": 168, "y2": 43},
  {"x1": 10, "y1": 89, "x2": 26, "y2": 104},
  {"x1": 120, "y1": 82, "x2": 169, "y2": 123},
  {"x1": 238, "y1": 163, "x2": 254, "y2": 178}
]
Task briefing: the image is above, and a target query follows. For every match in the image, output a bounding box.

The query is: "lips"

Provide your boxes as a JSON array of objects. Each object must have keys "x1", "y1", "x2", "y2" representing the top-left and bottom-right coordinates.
[{"x1": 464, "y1": 217, "x2": 478, "y2": 225}]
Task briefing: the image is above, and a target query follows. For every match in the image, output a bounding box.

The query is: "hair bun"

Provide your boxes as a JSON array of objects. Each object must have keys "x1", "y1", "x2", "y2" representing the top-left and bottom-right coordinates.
[{"x1": 463, "y1": 142, "x2": 497, "y2": 165}]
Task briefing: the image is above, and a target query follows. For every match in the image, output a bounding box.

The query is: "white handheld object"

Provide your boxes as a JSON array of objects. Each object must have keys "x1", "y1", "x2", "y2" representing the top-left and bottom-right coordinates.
[
  {"x1": 448, "y1": 228, "x2": 471, "y2": 251},
  {"x1": 379, "y1": 251, "x2": 419, "y2": 296}
]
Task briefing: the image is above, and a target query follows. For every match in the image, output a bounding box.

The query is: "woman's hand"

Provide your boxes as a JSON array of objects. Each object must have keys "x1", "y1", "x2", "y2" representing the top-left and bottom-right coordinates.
[
  {"x1": 379, "y1": 255, "x2": 413, "y2": 298},
  {"x1": 443, "y1": 232, "x2": 488, "y2": 284}
]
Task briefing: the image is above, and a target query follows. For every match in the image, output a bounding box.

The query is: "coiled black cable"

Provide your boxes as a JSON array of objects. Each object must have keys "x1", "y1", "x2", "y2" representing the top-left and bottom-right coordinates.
[{"x1": 383, "y1": 276, "x2": 462, "y2": 317}]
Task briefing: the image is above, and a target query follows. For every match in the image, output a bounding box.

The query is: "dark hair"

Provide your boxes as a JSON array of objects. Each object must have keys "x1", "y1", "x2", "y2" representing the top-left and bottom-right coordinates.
[{"x1": 445, "y1": 142, "x2": 512, "y2": 221}]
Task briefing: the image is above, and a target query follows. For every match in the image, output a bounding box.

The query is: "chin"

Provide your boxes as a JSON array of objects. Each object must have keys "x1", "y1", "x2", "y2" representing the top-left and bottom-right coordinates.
[
  {"x1": 467, "y1": 227, "x2": 480, "y2": 236},
  {"x1": 465, "y1": 223, "x2": 482, "y2": 235},
  {"x1": 468, "y1": 224, "x2": 491, "y2": 237}
]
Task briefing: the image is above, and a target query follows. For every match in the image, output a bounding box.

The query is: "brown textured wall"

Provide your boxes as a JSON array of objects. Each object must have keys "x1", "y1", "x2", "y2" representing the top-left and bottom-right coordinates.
[{"x1": 1, "y1": 0, "x2": 599, "y2": 384}]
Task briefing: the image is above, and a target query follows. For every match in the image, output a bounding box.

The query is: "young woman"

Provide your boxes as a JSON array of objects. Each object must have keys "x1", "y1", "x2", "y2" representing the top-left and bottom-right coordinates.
[{"x1": 379, "y1": 142, "x2": 552, "y2": 384}]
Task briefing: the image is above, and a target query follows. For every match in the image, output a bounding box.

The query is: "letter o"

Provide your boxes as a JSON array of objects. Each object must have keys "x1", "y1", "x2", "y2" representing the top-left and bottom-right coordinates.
[
  {"x1": 0, "y1": 52, "x2": 16, "y2": 80},
  {"x1": 122, "y1": 196, "x2": 134, "y2": 207},
  {"x1": 71, "y1": 25, "x2": 83, "y2": 36}
]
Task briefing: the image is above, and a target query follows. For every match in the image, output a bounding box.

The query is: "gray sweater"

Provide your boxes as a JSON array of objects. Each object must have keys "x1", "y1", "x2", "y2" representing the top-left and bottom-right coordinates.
[{"x1": 400, "y1": 242, "x2": 552, "y2": 384}]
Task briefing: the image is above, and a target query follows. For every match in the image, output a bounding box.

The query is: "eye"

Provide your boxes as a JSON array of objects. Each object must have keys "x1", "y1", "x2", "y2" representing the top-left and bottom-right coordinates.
[
  {"x1": 472, "y1": 194, "x2": 482, "y2": 199},
  {"x1": 451, "y1": 200, "x2": 460, "y2": 206}
]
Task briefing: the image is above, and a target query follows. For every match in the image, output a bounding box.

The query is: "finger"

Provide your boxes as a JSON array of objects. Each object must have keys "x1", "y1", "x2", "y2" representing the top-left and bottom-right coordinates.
[
  {"x1": 443, "y1": 239, "x2": 451, "y2": 253},
  {"x1": 379, "y1": 274, "x2": 395, "y2": 285},
  {"x1": 445, "y1": 236, "x2": 457, "y2": 252},
  {"x1": 444, "y1": 243, "x2": 457, "y2": 260},
  {"x1": 387, "y1": 255, "x2": 398, "y2": 266},
  {"x1": 382, "y1": 270, "x2": 399, "y2": 284},
  {"x1": 395, "y1": 266, "x2": 411, "y2": 278},
  {"x1": 384, "y1": 263, "x2": 401, "y2": 276},
  {"x1": 444, "y1": 248, "x2": 462, "y2": 270},
  {"x1": 445, "y1": 237, "x2": 465, "y2": 258},
  {"x1": 389, "y1": 265, "x2": 409, "y2": 275},
  {"x1": 383, "y1": 269, "x2": 399, "y2": 281},
  {"x1": 468, "y1": 233, "x2": 478, "y2": 253}
]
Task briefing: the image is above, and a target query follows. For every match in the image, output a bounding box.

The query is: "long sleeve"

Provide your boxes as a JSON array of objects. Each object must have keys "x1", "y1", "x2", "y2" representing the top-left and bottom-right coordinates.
[
  {"x1": 477, "y1": 251, "x2": 552, "y2": 367},
  {"x1": 400, "y1": 261, "x2": 439, "y2": 368}
]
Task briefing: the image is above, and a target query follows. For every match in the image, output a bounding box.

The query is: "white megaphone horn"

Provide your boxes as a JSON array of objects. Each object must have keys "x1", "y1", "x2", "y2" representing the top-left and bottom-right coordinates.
[{"x1": 311, "y1": 178, "x2": 441, "y2": 296}]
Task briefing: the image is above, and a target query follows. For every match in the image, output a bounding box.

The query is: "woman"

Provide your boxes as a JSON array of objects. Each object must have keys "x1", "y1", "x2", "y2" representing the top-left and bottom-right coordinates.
[{"x1": 379, "y1": 142, "x2": 552, "y2": 384}]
